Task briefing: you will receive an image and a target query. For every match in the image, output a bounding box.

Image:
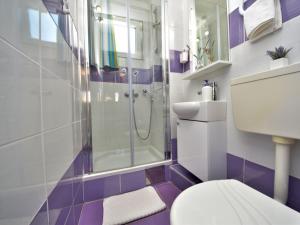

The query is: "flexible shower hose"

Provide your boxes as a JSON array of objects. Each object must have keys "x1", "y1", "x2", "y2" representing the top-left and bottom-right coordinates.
[{"x1": 132, "y1": 94, "x2": 153, "y2": 140}]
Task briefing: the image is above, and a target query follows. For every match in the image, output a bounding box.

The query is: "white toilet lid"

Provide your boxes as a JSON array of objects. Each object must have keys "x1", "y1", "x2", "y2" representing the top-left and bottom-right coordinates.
[{"x1": 171, "y1": 180, "x2": 300, "y2": 225}]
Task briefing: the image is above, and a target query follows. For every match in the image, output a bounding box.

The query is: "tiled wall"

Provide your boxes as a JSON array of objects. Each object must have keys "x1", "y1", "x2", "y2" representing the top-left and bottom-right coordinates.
[
  {"x1": 0, "y1": 0, "x2": 89, "y2": 225},
  {"x1": 82, "y1": 164, "x2": 201, "y2": 203},
  {"x1": 227, "y1": 153, "x2": 300, "y2": 212}
]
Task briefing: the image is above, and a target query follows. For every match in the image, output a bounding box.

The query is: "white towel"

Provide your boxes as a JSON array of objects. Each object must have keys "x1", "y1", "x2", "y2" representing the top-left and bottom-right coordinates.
[
  {"x1": 103, "y1": 186, "x2": 166, "y2": 225},
  {"x1": 243, "y1": 0, "x2": 282, "y2": 41}
]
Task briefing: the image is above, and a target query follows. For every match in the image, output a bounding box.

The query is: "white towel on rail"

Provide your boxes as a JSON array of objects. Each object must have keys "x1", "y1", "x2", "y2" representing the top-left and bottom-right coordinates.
[{"x1": 243, "y1": 0, "x2": 282, "y2": 41}]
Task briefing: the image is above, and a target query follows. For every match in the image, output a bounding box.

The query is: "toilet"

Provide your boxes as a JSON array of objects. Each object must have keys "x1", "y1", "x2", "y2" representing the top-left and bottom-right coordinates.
[{"x1": 171, "y1": 180, "x2": 300, "y2": 225}]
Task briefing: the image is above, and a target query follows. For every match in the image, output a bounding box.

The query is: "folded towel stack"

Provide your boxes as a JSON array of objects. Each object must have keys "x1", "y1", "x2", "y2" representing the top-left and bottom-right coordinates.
[{"x1": 240, "y1": 0, "x2": 282, "y2": 41}]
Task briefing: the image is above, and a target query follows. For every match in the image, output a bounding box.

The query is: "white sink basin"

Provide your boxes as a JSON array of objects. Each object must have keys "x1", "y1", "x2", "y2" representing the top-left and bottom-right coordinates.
[
  {"x1": 173, "y1": 102, "x2": 200, "y2": 118},
  {"x1": 172, "y1": 102, "x2": 201, "y2": 119},
  {"x1": 172, "y1": 101, "x2": 227, "y2": 121}
]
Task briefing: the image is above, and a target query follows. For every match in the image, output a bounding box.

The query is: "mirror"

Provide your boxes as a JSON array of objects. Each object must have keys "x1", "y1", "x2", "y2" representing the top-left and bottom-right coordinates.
[{"x1": 189, "y1": 0, "x2": 229, "y2": 71}]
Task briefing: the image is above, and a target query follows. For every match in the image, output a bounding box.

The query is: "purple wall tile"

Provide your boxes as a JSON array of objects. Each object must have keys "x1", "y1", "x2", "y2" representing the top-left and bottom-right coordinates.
[
  {"x1": 227, "y1": 153, "x2": 244, "y2": 182},
  {"x1": 171, "y1": 138, "x2": 177, "y2": 162},
  {"x1": 169, "y1": 50, "x2": 184, "y2": 73},
  {"x1": 171, "y1": 164, "x2": 202, "y2": 184},
  {"x1": 48, "y1": 179, "x2": 73, "y2": 210},
  {"x1": 30, "y1": 203, "x2": 48, "y2": 225},
  {"x1": 244, "y1": 160, "x2": 274, "y2": 198},
  {"x1": 84, "y1": 175, "x2": 120, "y2": 202},
  {"x1": 244, "y1": 0, "x2": 256, "y2": 10},
  {"x1": 90, "y1": 64, "x2": 164, "y2": 84},
  {"x1": 50, "y1": 207, "x2": 71, "y2": 225},
  {"x1": 170, "y1": 167, "x2": 194, "y2": 191},
  {"x1": 229, "y1": 8, "x2": 245, "y2": 48},
  {"x1": 120, "y1": 170, "x2": 146, "y2": 193},
  {"x1": 287, "y1": 176, "x2": 300, "y2": 212},
  {"x1": 183, "y1": 60, "x2": 190, "y2": 73},
  {"x1": 146, "y1": 166, "x2": 166, "y2": 185},
  {"x1": 79, "y1": 200, "x2": 103, "y2": 225},
  {"x1": 164, "y1": 165, "x2": 171, "y2": 181},
  {"x1": 74, "y1": 181, "x2": 84, "y2": 205},
  {"x1": 227, "y1": 154, "x2": 300, "y2": 212},
  {"x1": 154, "y1": 182, "x2": 181, "y2": 209},
  {"x1": 154, "y1": 65, "x2": 163, "y2": 82},
  {"x1": 281, "y1": 0, "x2": 300, "y2": 22}
]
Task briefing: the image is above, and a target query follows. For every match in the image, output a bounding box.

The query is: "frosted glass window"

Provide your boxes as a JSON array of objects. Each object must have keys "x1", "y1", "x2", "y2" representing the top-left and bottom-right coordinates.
[
  {"x1": 113, "y1": 20, "x2": 136, "y2": 54},
  {"x1": 28, "y1": 9, "x2": 39, "y2": 40},
  {"x1": 28, "y1": 9, "x2": 58, "y2": 43},
  {"x1": 41, "y1": 13, "x2": 58, "y2": 43}
]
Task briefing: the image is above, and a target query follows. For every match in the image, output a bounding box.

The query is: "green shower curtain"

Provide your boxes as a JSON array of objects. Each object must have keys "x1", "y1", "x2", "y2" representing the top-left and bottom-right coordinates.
[{"x1": 100, "y1": 0, "x2": 118, "y2": 70}]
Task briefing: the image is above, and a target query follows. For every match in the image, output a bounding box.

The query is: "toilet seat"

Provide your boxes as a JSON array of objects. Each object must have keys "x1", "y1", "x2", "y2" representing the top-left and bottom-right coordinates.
[{"x1": 171, "y1": 180, "x2": 300, "y2": 225}]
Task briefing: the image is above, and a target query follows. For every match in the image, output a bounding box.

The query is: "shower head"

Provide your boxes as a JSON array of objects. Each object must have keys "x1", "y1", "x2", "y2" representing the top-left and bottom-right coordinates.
[{"x1": 93, "y1": 4, "x2": 103, "y2": 21}]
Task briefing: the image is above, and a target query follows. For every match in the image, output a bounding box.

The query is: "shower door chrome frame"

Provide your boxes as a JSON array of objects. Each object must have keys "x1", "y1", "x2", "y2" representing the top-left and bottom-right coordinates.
[
  {"x1": 162, "y1": 0, "x2": 171, "y2": 159},
  {"x1": 126, "y1": 0, "x2": 135, "y2": 167}
]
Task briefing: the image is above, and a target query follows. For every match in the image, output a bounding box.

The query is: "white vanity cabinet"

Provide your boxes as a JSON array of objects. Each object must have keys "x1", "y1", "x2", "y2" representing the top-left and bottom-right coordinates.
[{"x1": 177, "y1": 119, "x2": 226, "y2": 181}]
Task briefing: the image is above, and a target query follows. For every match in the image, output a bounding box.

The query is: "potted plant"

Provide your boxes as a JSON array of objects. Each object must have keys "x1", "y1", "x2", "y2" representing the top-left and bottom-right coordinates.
[{"x1": 266, "y1": 46, "x2": 292, "y2": 69}]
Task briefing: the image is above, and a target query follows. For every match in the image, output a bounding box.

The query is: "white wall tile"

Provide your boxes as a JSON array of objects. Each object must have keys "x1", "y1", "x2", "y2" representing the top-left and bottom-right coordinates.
[
  {"x1": 43, "y1": 125, "x2": 74, "y2": 194},
  {"x1": 0, "y1": 0, "x2": 43, "y2": 62},
  {"x1": 0, "y1": 39, "x2": 41, "y2": 146},
  {"x1": 40, "y1": 10, "x2": 73, "y2": 83},
  {"x1": 228, "y1": 0, "x2": 241, "y2": 13},
  {"x1": 0, "y1": 135, "x2": 47, "y2": 225},
  {"x1": 168, "y1": 0, "x2": 184, "y2": 28},
  {"x1": 42, "y1": 69, "x2": 73, "y2": 131}
]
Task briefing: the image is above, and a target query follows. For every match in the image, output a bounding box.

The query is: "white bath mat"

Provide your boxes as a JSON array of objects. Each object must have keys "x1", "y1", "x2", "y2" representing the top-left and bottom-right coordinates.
[{"x1": 103, "y1": 186, "x2": 166, "y2": 225}]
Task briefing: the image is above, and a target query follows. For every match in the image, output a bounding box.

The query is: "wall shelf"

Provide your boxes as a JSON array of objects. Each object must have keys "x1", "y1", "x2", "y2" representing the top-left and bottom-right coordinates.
[{"x1": 183, "y1": 60, "x2": 232, "y2": 80}]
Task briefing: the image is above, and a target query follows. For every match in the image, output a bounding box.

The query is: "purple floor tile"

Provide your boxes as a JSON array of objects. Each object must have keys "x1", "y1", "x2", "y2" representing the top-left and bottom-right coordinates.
[
  {"x1": 154, "y1": 182, "x2": 181, "y2": 209},
  {"x1": 65, "y1": 207, "x2": 75, "y2": 225},
  {"x1": 79, "y1": 200, "x2": 103, "y2": 225},
  {"x1": 126, "y1": 210, "x2": 170, "y2": 225},
  {"x1": 74, "y1": 204, "x2": 83, "y2": 225}
]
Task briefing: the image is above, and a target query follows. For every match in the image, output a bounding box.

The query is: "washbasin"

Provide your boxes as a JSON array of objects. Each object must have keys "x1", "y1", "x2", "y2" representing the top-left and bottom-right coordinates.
[
  {"x1": 172, "y1": 102, "x2": 201, "y2": 119},
  {"x1": 172, "y1": 101, "x2": 226, "y2": 121}
]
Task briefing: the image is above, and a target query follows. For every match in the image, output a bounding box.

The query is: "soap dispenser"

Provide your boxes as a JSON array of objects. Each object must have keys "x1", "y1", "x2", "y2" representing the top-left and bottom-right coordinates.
[{"x1": 202, "y1": 80, "x2": 212, "y2": 102}]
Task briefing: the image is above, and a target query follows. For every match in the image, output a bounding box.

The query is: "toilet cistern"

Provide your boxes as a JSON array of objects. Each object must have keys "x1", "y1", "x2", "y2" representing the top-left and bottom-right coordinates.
[{"x1": 231, "y1": 62, "x2": 300, "y2": 204}]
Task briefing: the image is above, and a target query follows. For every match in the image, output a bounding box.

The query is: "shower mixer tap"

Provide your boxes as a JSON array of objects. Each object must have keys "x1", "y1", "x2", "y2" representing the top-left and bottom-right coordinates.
[{"x1": 124, "y1": 90, "x2": 139, "y2": 98}]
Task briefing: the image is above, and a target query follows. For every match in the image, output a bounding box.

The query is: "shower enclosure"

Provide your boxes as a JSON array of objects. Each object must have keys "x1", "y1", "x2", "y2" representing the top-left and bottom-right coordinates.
[{"x1": 88, "y1": 0, "x2": 170, "y2": 173}]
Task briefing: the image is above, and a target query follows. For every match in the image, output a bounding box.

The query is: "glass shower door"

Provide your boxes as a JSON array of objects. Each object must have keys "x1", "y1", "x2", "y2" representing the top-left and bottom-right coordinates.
[
  {"x1": 89, "y1": 0, "x2": 168, "y2": 173},
  {"x1": 90, "y1": 0, "x2": 132, "y2": 172},
  {"x1": 128, "y1": 0, "x2": 166, "y2": 166}
]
